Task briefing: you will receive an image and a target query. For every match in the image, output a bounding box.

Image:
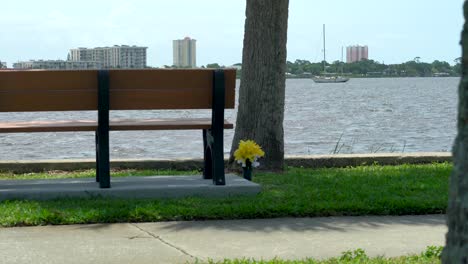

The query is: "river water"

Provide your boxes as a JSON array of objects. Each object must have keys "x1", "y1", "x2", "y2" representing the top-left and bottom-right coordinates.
[{"x1": 0, "y1": 77, "x2": 459, "y2": 160}]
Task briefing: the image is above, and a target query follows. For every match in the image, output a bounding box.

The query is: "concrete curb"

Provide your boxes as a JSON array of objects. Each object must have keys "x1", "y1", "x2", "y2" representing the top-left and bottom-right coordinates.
[
  {"x1": 286, "y1": 152, "x2": 452, "y2": 168},
  {"x1": 0, "y1": 152, "x2": 452, "y2": 173}
]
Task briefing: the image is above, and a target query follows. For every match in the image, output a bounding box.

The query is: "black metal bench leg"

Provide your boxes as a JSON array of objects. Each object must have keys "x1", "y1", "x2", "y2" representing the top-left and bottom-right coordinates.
[
  {"x1": 211, "y1": 129, "x2": 225, "y2": 185},
  {"x1": 97, "y1": 127, "x2": 110, "y2": 188},
  {"x1": 205, "y1": 129, "x2": 225, "y2": 185},
  {"x1": 97, "y1": 70, "x2": 110, "y2": 188},
  {"x1": 203, "y1": 129, "x2": 213, "y2": 179},
  {"x1": 209, "y1": 70, "x2": 226, "y2": 185},
  {"x1": 95, "y1": 131, "x2": 99, "y2": 182}
]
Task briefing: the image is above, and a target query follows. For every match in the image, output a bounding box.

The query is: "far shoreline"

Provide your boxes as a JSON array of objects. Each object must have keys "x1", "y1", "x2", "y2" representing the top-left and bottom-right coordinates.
[{"x1": 0, "y1": 152, "x2": 451, "y2": 173}]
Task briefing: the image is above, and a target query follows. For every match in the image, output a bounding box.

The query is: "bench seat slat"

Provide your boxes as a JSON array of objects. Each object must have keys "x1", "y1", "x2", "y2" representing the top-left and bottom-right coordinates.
[
  {"x1": 0, "y1": 118, "x2": 234, "y2": 133},
  {"x1": 0, "y1": 120, "x2": 97, "y2": 133},
  {"x1": 109, "y1": 118, "x2": 234, "y2": 130}
]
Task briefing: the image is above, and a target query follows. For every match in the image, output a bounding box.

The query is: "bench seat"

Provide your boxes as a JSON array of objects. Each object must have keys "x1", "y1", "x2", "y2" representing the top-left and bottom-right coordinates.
[{"x1": 0, "y1": 118, "x2": 234, "y2": 133}]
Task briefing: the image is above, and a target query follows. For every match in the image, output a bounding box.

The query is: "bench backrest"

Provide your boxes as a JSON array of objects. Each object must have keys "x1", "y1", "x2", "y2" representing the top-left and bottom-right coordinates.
[{"x1": 0, "y1": 69, "x2": 236, "y2": 112}]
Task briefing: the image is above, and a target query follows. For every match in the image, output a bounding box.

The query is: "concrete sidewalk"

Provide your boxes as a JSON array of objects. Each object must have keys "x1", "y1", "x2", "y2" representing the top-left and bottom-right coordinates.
[{"x1": 0, "y1": 215, "x2": 446, "y2": 264}]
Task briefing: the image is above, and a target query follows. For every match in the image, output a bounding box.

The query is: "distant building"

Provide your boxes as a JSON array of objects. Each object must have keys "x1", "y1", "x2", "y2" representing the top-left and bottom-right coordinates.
[
  {"x1": 13, "y1": 60, "x2": 102, "y2": 70},
  {"x1": 0, "y1": 61, "x2": 6, "y2": 69},
  {"x1": 173, "y1": 37, "x2": 197, "y2": 68},
  {"x1": 68, "y1": 45, "x2": 147, "y2": 69},
  {"x1": 229, "y1": 64, "x2": 242, "y2": 70},
  {"x1": 346, "y1": 45, "x2": 368, "y2": 63}
]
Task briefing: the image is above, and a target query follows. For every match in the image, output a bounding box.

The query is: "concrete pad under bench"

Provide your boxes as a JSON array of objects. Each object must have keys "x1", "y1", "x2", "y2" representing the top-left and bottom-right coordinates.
[{"x1": 0, "y1": 174, "x2": 261, "y2": 201}]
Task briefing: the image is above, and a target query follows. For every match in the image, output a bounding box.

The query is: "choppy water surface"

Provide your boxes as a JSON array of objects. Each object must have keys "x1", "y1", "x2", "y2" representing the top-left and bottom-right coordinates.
[{"x1": 0, "y1": 77, "x2": 458, "y2": 160}]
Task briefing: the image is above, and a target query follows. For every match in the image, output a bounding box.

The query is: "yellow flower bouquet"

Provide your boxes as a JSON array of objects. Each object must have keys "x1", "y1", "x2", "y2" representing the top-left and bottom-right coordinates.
[{"x1": 234, "y1": 140, "x2": 265, "y2": 180}]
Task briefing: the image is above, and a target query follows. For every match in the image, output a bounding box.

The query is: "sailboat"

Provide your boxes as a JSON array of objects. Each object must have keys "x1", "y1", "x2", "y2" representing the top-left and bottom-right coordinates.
[{"x1": 312, "y1": 24, "x2": 349, "y2": 83}]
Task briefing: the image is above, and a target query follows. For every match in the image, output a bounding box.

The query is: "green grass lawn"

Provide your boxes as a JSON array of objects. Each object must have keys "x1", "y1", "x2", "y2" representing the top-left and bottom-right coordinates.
[
  {"x1": 200, "y1": 246, "x2": 443, "y2": 263},
  {"x1": 0, "y1": 163, "x2": 451, "y2": 227}
]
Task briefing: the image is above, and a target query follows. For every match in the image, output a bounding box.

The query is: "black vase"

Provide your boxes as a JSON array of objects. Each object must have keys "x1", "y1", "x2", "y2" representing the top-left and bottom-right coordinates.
[
  {"x1": 243, "y1": 159, "x2": 253, "y2": 181},
  {"x1": 243, "y1": 166, "x2": 252, "y2": 181}
]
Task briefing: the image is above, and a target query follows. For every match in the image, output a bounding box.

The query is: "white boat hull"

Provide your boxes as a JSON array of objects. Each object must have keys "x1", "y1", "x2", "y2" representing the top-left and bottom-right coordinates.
[{"x1": 312, "y1": 77, "x2": 350, "y2": 83}]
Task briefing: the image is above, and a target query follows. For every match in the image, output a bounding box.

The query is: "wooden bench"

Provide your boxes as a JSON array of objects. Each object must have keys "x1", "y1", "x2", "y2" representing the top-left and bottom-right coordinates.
[{"x1": 0, "y1": 69, "x2": 236, "y2": 188}]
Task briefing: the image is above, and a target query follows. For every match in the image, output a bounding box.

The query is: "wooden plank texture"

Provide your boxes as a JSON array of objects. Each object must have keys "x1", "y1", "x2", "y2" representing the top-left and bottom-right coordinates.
[
  {"x1": 0, "y1": 70, "x2": 98, "y2": 91},
  {"x1": 0, "y1": 118, "x2": 234, "y2": 133},
  {"x1": 0, "y1": 69, "x2": 236, "y2": 112},
  {"x1": 0, "y1": 70, "x2": 98, "y2": 112},
  {"x1": 0, "y1": 120, "x2": 97, "y2": 133},
  {"x1": 0, "y1": 90, "x2": 97, "y2": 112},
  {"x1": 109, "y1": 69, "x2": 236, "y2": 110},
  {"x1": 109, "y1": 118, "x2": 234, "y2": 130}
]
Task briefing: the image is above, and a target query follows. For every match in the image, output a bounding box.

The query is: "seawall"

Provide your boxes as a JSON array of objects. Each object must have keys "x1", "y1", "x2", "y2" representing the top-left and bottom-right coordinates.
[{"x1": 0, "y1": 152, "x2": 451, "y2": 173}]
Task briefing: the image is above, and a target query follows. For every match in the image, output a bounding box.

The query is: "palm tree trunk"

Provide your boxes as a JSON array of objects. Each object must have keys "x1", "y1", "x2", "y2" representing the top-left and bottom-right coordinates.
[
  {"x1": 229, "y1": 0, "x2": 289, "y2": 171},
  {"x1": 442, "y1": 1, "x2": 468, "y2": 262}
]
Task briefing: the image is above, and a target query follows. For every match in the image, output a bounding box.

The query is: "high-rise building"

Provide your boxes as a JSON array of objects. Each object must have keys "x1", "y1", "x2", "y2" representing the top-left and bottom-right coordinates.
[
  {"x1": 346, "y1": 45, "x2": 368, "y2": 63},
  {"x1": 68, "y1": 45, "x2": 147, "y2": 69},
  {"x1": 13, "y1": 60, "x2": 102, "y2": 70},
  {"x1": 173, "y1": 37, "x2": 197, "y2": 68}
]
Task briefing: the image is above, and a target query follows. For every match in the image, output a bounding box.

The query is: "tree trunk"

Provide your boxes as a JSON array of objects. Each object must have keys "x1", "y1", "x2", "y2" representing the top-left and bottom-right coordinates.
[
  {"x1": 442, "y1": 1, "x2": 468, "y2": 262},
  {"x1": 229, "y1": 0, "x2": 289, "y2": 171}
]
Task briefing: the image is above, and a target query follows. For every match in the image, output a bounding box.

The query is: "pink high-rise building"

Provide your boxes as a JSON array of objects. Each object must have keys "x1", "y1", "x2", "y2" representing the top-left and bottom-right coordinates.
[{"x1": 346, "y1": 45, "x2": 368, "y2": 63}]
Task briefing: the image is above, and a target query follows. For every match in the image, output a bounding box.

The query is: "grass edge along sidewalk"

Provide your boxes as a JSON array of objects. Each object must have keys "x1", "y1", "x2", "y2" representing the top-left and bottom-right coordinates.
[
  {"x1": 0, "y1": 163, "x2": 450, "y2": 227},
  {"x1": 199, "y1": 246, "x2": 443, "y2": 264}
]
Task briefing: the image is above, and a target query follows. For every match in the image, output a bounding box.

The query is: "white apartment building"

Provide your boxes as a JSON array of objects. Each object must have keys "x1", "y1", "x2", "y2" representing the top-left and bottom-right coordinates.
[
  {"x1": 68, "y1": 45, "x2": 147, "y2": 69},
  {"x1": 173, "y1": 37, "x2": 197, "y2": 68},
  {"x1": 13, "y1": 60, "x2": 102, "y2": 70}
]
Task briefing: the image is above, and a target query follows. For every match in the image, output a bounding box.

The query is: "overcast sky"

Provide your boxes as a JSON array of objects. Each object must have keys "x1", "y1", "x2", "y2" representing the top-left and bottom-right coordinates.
[{"x1": 0, "y1": 0, "x2": 464, "y2": 67}]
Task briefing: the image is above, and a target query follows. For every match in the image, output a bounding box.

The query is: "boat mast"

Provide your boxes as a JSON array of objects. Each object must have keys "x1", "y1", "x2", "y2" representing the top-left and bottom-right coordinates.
[
  {"x1": 341, "y1": 46, "x2": 344, "y2": 62},
  {"x1": 322, "y1": 24, "x2": 326, "y2": 73},
  {"x1": 341, "y1": 46, "x2": 344, "y2": 74}
]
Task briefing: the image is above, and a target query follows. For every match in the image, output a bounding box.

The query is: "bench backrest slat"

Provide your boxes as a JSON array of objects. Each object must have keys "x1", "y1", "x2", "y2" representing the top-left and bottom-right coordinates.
[
  {"x1": 0, "y1": 71, "x2": 97, "y2": 112},
  {"x1": 109, "y1": 69, "x2": 236, "y2": 110},
  {"x1": 0, "y1": 69, "x2": 236, "y2": 112}
]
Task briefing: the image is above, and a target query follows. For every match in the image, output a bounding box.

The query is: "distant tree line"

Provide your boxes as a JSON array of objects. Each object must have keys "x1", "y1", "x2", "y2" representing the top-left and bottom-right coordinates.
[
  {"x1": 286, "y1": 57, "x2": 461, "y2": 77},
  {"x1": 160, "y1": 58, "x2": 461, "y2": 79}
]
